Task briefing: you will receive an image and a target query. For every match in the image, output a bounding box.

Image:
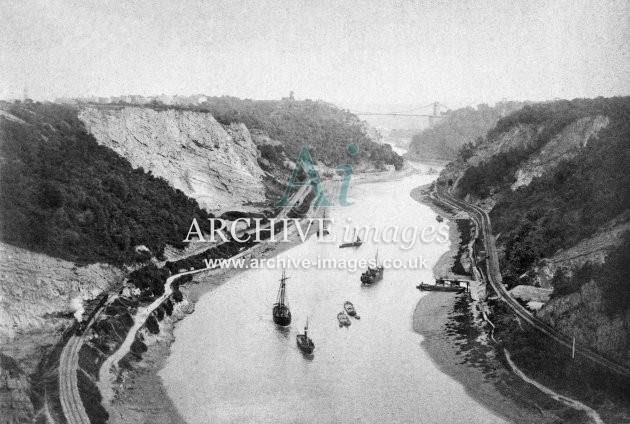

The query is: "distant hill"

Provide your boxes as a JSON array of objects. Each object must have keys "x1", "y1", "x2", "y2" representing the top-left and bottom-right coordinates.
[
  {"x1": 406, "y1": 102, "x2": 527, "y2": 161},
  {"x1": 149, "y1": 97, "x2": 403, "y2": 170}
]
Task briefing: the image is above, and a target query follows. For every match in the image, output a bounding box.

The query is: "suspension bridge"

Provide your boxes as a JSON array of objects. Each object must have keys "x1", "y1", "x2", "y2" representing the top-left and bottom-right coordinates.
[{"x1": 351, "y1": 101, "x2": 451, "y2": 126}]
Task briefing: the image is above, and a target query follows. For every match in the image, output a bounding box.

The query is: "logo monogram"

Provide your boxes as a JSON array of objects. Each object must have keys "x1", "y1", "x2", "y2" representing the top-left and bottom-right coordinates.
[{"x1": 274, "y1": 145, "x2": 358, "y2": 207}]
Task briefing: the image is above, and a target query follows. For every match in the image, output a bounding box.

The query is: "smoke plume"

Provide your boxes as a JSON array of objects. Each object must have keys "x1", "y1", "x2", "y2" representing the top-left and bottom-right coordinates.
[{"x1": 71, "y1": 297, "x2": 85, "y2": 322}]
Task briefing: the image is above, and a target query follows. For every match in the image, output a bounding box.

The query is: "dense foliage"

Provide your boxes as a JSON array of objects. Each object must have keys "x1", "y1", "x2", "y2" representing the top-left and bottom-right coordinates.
[
  {"x1": 0, "y1": 101, "x2": 212, "y2": 265},
  {"x1": 457, "y1": 149, "x2": 531, "y2": 197},
  {"x1": 193, "y1": 97, "x2": 403, "y2": 170},
  {"x1": 456, "y1": 97, "x2": 630, "y2": 289},
  {"x1": 128, "y1": 264, "x2": 171, "y2": 298},
  {"x1": 408, "y1": 102, "x2": 526, "y2": 160}
]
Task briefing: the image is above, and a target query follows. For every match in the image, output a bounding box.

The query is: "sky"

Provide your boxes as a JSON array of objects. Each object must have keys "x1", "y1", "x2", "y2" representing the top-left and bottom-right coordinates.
[{"x1": 1, "y1": 0, "x2": 629, "y2": 107}]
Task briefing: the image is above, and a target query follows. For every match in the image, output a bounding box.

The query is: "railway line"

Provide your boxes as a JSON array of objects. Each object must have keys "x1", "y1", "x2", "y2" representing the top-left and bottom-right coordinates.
[
  {"x1": 58, "y1": 185, "x2": 311, "y2": 424},
  {"x1": 435, "y1": 188, "x2": 630, "y2": 378},
  {"x1": 59, "y1": 302, "x2": 110, "y2": 424}
]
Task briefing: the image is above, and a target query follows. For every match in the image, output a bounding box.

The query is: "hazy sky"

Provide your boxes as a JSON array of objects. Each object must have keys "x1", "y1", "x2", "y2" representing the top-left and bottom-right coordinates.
[{"x1": 1, "y1": 0, "x2": 629, "y2": 106}]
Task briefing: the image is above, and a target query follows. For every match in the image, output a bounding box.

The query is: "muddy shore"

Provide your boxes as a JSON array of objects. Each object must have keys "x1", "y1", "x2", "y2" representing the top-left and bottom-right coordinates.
[
  {"x1": 104, "y1": 231, "x2": 309, "y2": 423},
  {"x1": 100, "y1": 168, "x2": 415, "y2": 423},
  {"x1": 410, "y1": 183, "x2": 586, "y2": 424},
  {"x1": 103, "y1": 171, "x2": 566, "y2": 424}
]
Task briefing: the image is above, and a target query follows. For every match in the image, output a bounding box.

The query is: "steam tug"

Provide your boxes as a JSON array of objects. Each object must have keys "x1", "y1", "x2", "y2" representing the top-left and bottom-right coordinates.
[
  {"x1": 361, "y1": 250, "x2": 384, "y2": 285},
  {"x1": 296, "y1": 318, "x2": 315, "y2": 354}
]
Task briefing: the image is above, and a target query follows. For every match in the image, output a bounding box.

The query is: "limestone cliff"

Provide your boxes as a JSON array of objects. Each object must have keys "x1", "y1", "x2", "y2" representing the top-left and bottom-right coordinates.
[
  {"x1": 537, "y1": 281, "x2": 630, "y2": 366},
  {"x1": 0, "y1": 242, "x2": 123, "y2": 372},
  {"x1": 530, "y1": 213, "x2": 630, "y2": 289},
  {"x1": 512, "y1": 115, "x2": 609, "y2": 189},
  {"x1": 439, "y1": 116, "x2": 608, "y2": 195},
  {"x1": 0, "y1": 353, "x2": 33, "y2": 424},
  {"x1": 78, "y1": 106, "x2": 266, "y2": 212},
  {"x1": 438, "y1": 123, "x2": 541, "y2": 199},
  {"x1": 467, "y1": 124, "x2": 540, "y2": 167}
]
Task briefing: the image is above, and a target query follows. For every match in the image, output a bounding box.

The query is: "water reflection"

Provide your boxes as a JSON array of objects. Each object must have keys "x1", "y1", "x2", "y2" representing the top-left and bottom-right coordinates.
[{"x1": 275, "y1": 325, "x2": 290, "y2": 341}]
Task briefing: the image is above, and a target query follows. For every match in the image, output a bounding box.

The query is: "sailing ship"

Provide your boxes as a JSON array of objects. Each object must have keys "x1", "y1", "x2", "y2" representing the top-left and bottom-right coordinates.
[
  {"x1": 337, "y1": 311, "x2": 351, "y2": 327},
  {"x1": 272, "y1": 269, "x2": 292, "y2": 326},
  {"x1": 296, "y1": 318, "x2": 315, "y2": 354},
  {"x1": 339, "y1": 228, "x2": 362, "y2": 248},
  {"x1": 361, "y1": 250, "x2": 384, "y2": 285}
]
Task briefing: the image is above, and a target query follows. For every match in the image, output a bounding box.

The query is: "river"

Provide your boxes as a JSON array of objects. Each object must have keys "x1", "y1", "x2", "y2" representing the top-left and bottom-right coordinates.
[{"x1": 160, "y1": 162, "x2": 506, "y2": 424}]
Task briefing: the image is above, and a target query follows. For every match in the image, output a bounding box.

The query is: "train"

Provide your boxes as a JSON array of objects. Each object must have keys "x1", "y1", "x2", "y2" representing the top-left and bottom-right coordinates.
[{"x1": 75, "y1": 292, "x2": 109, "y2": 335}]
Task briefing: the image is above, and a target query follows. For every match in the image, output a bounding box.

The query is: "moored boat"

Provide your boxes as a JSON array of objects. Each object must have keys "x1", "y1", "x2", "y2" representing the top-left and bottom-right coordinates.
[
  {"x1": 337, "y1": 311, "x2": 351, "y2": 327},
  {"x1": 343, "y1": 301, "x2": 356, "y2": 316},
  {"x1": 416, "y1": 279, "x2": 464, "y2": 293},
  {"x1": 339, "y1": 228, "x2": 362, "y2": 248},
  {"x1": 273, "y1": 269, "x2": 291, "y2": 326},
  {"x1": 296, "y1": 318, "x2": 315, "y2": 354}
]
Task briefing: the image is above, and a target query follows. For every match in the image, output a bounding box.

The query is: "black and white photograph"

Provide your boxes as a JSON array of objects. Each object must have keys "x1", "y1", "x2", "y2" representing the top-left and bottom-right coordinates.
[{"x1": 1, "y1": 1, "x2": 629, "y2": 423}]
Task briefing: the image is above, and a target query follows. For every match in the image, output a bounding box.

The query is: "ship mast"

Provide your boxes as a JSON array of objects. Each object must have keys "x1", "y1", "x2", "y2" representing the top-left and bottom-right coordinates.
[
  {"x1": 320, "y1": 209, "x2": 328, "y2": 233},
  {"x1": 277, "y1": 268, "x2": 288, "y2": 305}
]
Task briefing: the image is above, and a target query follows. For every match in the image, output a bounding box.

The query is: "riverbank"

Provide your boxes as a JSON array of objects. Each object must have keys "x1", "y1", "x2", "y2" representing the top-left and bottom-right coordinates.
[
  {"x1": 101, "y1": 167, "x2": 414, "y2": 422},
  {"x1": 102, "y1": 222, "x2": 311, "y2": 422},
  {"x1": 410, "y1": 183, "x2": 591, "y2": 424}
]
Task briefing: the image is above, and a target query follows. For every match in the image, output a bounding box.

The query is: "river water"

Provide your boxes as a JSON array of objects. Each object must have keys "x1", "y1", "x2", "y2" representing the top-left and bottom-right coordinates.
[{"x1": 160, "y1": 162, "x2": 506, "y2": 424}]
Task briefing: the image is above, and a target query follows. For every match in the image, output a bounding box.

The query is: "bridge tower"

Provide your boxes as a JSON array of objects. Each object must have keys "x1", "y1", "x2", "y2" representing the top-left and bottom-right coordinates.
[{"x1": 428, "y1": 101, "x2": 441, "y2": 127}]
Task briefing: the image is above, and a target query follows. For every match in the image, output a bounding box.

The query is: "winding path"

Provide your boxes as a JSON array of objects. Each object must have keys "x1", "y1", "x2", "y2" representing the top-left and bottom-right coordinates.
[
  {"x1": 504, "y1": 349, "x2": 604, "y2": 424},
  {"x1": 97, "y1": 267, "x2": 204, "y2": 405},
  {"x1": 58, "y1": 184, "x2": 313, "y2": 424},
  {"x1": 97, "y1": 183, "x2": 312, "y2": 404}
]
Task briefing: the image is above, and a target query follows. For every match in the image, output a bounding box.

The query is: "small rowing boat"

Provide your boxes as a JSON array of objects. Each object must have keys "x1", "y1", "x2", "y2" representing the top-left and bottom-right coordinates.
[{"x1": 337, "y1": 311, "x2": 351, "y2": 327}]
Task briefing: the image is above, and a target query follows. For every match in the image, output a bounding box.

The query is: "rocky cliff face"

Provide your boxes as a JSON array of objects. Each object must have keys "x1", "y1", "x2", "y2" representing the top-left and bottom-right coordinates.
[
  {"x1": 531, "y1": 214, "x2": 630, "y2": 288},
  {"x1": 512, "y1": 115, "x2": 609, "y2": 189},
  {"x1": 439, "y1": 115, "x2": 609, "y2": 195},
  {"x1": 0, "y1": 353, "x2": 33, "y2": 424},
  {"x1": 78, "y1": 106, "x2": 266, "y2": 212},
  {"x1": 468, "y1": 124, "x2": 540, "y2": 167},
  {"x1": 537, "y1": 281, "x2": 630, "y2": 366},
  {"x1": 0, "y1": 242, "x2": 123, "y2": 372}
]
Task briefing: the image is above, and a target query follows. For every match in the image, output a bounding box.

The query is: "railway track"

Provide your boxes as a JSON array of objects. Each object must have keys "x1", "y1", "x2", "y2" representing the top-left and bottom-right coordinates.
[
  {"x1": 58, "y1": 185, "x2": 312, "y2": 423},
  {"x1": 435, "y1": 188, "x2": 630, "y2": 378},
  {"x1": 59, "y1": 320, "x2": 101, "y2": 424}
]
